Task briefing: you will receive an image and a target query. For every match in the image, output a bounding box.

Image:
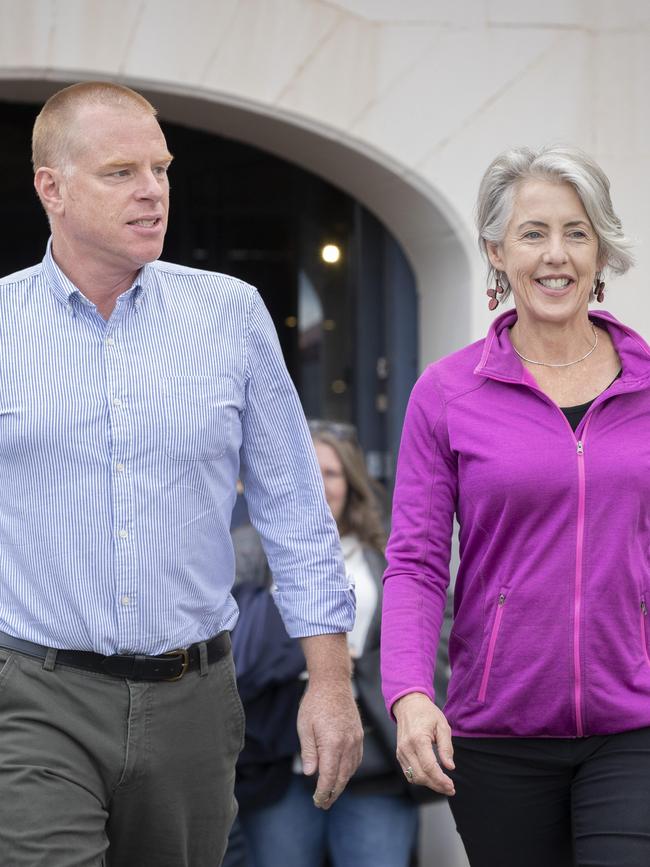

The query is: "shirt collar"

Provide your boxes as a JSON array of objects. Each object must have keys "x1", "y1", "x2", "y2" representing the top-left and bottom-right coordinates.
[
  {"x1": 42, "y1": 237, "x2": 154, "y2": 312},
  {"x1": 475, "y1": 307, "x2": 650, "y2": 388}
]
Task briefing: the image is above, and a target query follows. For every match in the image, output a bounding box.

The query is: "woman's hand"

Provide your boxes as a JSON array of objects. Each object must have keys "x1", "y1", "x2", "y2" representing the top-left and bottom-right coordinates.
[{"x1": 393, "y1": 692, "x2": 456, "y2": 796}]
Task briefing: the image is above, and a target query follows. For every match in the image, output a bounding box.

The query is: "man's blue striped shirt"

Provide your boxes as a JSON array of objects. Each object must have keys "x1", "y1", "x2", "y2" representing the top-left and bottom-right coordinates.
[{"x1": 0, "y1": 243, "x2": 354, "y2": 654}]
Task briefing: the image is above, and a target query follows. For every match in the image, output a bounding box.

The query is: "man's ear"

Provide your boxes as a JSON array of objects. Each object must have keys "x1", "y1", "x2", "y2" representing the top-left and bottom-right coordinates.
[
  {"x1": 485, "y1": 240, "x2": 505, "y2": 272},
  {"x1": 34, "y1": 167, "x2": 66, "y2": 216}
]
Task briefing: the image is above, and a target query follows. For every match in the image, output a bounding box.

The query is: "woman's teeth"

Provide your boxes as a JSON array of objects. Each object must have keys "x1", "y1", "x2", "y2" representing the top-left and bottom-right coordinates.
[{"x1": 538, "y1": 278, "x2": 570, "y2": 289}]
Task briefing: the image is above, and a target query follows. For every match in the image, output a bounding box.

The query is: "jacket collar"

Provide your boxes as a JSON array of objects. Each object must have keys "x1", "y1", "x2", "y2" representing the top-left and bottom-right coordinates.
[{"x1": 475, "y1": 308, "x2": 650, "y2": 389}]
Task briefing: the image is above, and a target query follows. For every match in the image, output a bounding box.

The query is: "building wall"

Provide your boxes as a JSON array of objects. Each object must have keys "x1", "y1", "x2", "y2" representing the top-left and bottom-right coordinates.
[{"x1": 3, "y1": 0, "x2": 648, "y2": 366}]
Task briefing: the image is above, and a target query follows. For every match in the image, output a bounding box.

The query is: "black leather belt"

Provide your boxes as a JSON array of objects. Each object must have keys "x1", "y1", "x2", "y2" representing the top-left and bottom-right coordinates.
[{"x1": 0, "y1": 630, "x2": 231, "y2": 681}]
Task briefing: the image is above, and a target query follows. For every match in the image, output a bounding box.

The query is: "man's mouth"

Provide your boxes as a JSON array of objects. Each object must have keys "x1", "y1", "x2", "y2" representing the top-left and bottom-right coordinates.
[{"x1": 128, "y1": 218, "x2": 161, "y2": 228}]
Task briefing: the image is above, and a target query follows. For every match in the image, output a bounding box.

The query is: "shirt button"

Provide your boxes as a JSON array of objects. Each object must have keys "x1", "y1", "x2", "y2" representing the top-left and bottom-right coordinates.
[
  {"x1": 119, "y1": 529, "x2": 128, "y2": 539},
  {"x1": 121, "y1": 596, "x2": 130, "y2": 606},
  {"x1": 106, "y1": 337, "x2": 115, "y2": 347},
  {"x1": 116, "y1": 463, "x2": 125, "y2": 473},
  {"x1": 113, "y1": 398, "x2": 122, "y2": 407}
]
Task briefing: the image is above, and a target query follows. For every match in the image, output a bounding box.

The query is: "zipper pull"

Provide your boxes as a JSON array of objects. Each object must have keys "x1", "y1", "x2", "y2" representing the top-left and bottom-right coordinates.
[
  {"x1": 642, "y1": 600, "x2": 648, "y2": 617},
  {"x1": 498, "y1": 593, "x2": 506, "y2": 606},
  {"x1": 576, "y1": 440, "x2": 584, "y2": 455}
]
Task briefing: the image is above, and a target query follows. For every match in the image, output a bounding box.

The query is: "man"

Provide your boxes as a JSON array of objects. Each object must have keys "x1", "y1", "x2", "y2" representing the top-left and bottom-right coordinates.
[{"x1": 0, "y1": 81, "x2": 362, "y2": 866}]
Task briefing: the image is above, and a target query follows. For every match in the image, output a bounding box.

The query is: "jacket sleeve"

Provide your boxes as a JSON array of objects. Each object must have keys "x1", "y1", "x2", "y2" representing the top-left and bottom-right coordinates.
[{"x1": 381, "y1": 367, "x2": 457, "y2": 716}]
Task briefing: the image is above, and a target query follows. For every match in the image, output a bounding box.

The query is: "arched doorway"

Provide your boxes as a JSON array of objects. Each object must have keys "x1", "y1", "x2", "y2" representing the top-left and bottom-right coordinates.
[
  {"x1": 0, "y1": 78, "x2": 473, "y2": 346},
  {"x1": 0, "y1": 97, "x2": 417, "y2": 481}
]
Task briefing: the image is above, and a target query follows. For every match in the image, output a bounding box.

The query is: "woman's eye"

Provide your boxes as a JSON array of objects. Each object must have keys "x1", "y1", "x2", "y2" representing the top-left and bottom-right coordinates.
[
  {"x1": 524, "y1": 231, "x2": 542, "y2": 239},
  {"x1": 322, "y1": 470, "x2": 344, "y2": 480},
  {"x1": 570, "y1": 230, "x2": 587, "y2": 239}
]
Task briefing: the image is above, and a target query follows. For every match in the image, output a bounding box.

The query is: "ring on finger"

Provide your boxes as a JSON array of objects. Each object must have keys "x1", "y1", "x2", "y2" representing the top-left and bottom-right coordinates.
[{"x1": 404, "y1": 766, "x2": 414, "y2": 783}]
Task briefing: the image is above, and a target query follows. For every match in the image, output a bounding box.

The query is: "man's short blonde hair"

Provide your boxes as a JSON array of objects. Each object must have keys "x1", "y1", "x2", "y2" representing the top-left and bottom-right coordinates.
[{"x1": 32, "y1": 81, "x2": 157, "y2": 172}]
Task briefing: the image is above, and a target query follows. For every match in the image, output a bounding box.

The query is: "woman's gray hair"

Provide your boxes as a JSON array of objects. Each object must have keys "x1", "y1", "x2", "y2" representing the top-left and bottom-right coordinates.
[{"x1": 476, "y1": 145, "x2": 635, "y2": 301}]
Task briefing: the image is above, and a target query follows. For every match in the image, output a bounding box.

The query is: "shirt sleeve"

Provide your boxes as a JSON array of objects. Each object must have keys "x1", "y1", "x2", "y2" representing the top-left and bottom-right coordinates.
[
  {"x1": 381, "y1": 367, "x2": 457, "y2": 716},
  {"x1": 239, "y1": 291, "x2": 355, "y2": 638}
]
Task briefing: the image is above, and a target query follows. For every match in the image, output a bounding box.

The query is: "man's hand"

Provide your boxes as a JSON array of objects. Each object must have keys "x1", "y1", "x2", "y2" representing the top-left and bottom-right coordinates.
[
  {"x1": 298, "y1": 634, "x2": 363, "y2": 810},
  {"x1": 393, "y1": 692, "x2": 455, "y2": 796}
]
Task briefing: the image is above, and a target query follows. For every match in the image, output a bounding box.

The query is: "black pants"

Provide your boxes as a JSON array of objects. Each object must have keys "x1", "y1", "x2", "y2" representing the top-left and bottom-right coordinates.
[{"x1": 447, "y1": 727, "x2": 650, "y2": 867}]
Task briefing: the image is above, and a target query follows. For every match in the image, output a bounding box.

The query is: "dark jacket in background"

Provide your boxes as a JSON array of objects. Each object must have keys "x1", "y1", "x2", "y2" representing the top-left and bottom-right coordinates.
[{"x1": 230, "y1": 524, "x2": 453, "y2": 806}]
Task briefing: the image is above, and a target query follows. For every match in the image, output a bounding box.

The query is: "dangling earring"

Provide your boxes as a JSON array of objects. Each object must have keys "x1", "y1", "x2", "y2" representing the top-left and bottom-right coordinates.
[
  {"x1": 594, "y1": 273, "x2": 605, "y2": 303},
  {"x1": 487, "y1": 274, "x2": 504, "y2": 311}
]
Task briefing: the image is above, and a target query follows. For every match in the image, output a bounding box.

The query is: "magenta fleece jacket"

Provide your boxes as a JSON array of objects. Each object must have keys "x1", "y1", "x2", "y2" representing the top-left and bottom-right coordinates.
[{"x1": 382, "y1": 309, "x2": 650, "y2": 738}]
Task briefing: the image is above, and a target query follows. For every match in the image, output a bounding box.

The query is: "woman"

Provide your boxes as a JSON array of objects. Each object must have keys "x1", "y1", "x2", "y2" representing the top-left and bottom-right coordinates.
[
  {"x1": 237, "y1": 421, "x2": 420, "y2": 867},
  {"x1": 381, "y1": 145, "x2": 650, "y2": 867}
]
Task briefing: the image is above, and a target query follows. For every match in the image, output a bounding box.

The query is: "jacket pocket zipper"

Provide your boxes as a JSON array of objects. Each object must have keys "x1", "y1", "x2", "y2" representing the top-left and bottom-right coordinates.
[
  {"x1": 640, "y1": 595, "x2": 650, "y2": 667},
  {"x1": 478, "y1": 591, "x2": 507, "y2": 702}
]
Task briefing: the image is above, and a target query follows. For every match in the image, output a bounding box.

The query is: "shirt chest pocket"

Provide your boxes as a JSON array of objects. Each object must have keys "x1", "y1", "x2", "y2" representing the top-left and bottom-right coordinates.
[{"x1": 162, "y1": 376, "x2": 237, "y2": 461}]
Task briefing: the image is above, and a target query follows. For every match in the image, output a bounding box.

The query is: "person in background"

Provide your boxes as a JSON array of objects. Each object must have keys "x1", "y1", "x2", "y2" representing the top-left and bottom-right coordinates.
[
  {"x1": 233, "y1": 420, "x2": 423, "y2": 867},
  {"x1": 381, "y1": 145, "x2": 650, "y2": 866}
]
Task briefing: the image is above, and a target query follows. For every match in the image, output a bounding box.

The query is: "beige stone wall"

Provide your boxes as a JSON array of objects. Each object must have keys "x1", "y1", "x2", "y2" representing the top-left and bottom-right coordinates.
[{"x1": 1, "y1": 0, "x2": 648, "y2": 363}]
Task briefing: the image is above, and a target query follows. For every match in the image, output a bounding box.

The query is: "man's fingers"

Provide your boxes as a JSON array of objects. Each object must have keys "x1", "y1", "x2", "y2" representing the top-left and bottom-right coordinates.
[
  {"x1": 296, "y1": 703, "x2": 319, "y2": 776},
  {"x1": 311, "y1": 731, "x2": 363, "y2": 809},
  {"x1": 300, "y1": 738, "x2": 319, "y2": 777},
  {"x1": 313, "y1": 759, "x2": 340, "y2": 810},
  {"x1": 329, "y1": 744, "x2": 363, "y2": 806},
  {"x1": 312, "y1": 786, "x2": 336, "y2": 808}
]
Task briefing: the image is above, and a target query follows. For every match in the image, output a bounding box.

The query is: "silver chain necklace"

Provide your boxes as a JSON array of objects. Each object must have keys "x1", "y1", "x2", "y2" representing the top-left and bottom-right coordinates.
[{"x1": 512, "y1": 324, "x2": 598, "y2": 368}]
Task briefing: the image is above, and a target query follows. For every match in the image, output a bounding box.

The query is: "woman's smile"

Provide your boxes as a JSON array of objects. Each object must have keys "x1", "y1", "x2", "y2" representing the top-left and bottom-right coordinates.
[{"x1": 533, "y1": 273, "x2": 575, "y2": 297}]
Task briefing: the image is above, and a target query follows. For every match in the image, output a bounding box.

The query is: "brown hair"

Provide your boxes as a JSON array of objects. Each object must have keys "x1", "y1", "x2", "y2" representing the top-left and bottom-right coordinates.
[
  {"x1": 32, "y1": 81, "x2": 158, "y2": 171},
  {"x1": 312, "y1": 430, "x2": 387, "y2": 553}
]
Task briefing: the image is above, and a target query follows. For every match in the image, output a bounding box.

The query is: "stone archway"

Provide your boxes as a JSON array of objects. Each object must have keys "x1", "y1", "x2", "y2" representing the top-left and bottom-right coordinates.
[{"x1": 0, "y1": 74, "x2": 473, "y2": 368}]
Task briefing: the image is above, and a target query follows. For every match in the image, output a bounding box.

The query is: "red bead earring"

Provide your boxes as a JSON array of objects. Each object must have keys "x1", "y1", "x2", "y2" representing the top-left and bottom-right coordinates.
[{"x1": 487, "y1": 274, "x2": 504, "y2": 311}]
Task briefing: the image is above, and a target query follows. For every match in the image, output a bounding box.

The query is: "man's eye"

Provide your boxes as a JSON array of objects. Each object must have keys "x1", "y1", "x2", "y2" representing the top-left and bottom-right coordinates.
[
  {"x1": 154, "y1": 166, "x2": 169, "y2": 176},
  {"x1": 110, "y1": 170, "x2": 130, "y2": 178}
]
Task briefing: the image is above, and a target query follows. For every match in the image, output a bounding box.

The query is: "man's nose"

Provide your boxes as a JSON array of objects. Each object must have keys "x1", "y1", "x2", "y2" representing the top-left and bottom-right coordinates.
[{"x1": 135, "y1": 169, "x2": 164, "y2": 200}]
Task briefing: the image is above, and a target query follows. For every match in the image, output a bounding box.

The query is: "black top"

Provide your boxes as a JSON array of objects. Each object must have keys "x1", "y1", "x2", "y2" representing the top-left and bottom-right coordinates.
[
  {"x1": 560, "y1": 371, "x2": 621, "y2": 432},
  {"x1": 561, "y1": 398, "x2": 594, "y2": 432}
]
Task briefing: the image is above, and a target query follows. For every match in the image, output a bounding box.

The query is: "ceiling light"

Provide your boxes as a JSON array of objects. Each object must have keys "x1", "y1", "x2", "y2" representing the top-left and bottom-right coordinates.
[{"x1": 321, "y1": 244, "x2": 341, "y2": 264}]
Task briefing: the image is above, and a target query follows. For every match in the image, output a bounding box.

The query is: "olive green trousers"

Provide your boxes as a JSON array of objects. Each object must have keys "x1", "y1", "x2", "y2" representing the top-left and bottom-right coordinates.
[{"x1": 0, "y1": 645, "x2": 244, "y2": 866}]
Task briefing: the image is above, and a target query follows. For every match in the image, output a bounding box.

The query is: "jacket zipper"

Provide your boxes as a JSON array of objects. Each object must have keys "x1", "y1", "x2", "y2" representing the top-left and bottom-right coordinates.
[
  {"x1": 641, "y1": 597, "x2": 650, "y2": 666},
  {"x1": 573, "y1": 414, "x2": 592, "y2": 737},
  {"x1": 477, "y1": 366, "x2": 611, "y2": 736},
  {"x1": 478, "y1": 591, "x2": 507, "y2": 702}
]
